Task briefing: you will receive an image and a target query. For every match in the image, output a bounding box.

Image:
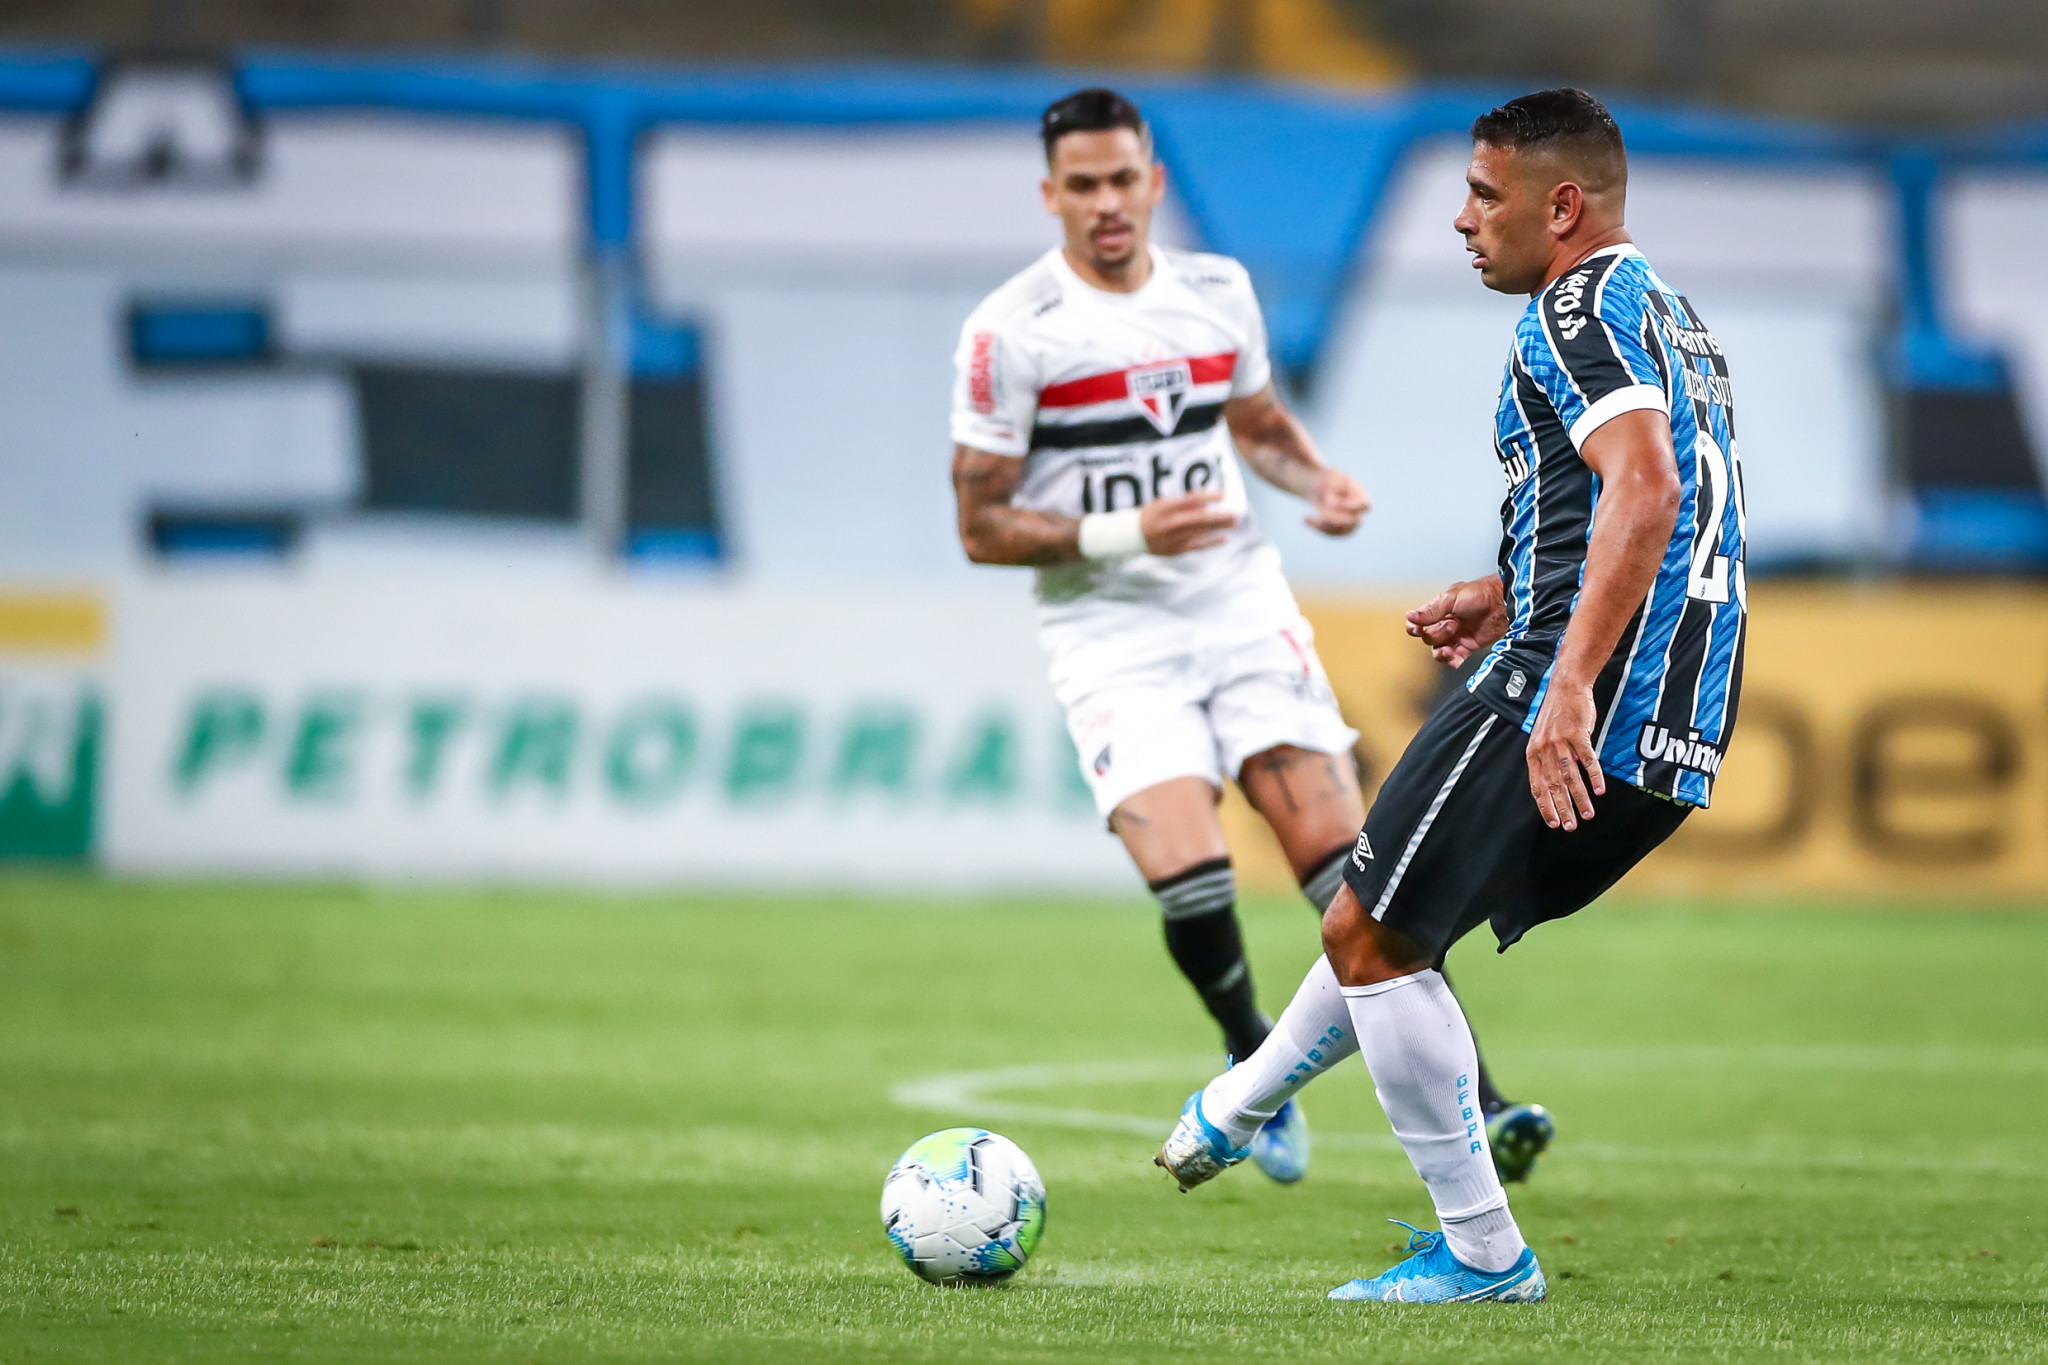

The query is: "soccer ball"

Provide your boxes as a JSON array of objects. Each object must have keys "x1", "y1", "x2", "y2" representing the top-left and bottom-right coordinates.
[{"x1": 880, "y1": 1127, "x2": 1046, "y2": 1284}]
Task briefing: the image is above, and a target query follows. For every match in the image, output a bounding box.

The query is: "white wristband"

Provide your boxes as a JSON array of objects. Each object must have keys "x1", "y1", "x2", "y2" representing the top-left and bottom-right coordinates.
[{"x1": 1078, "y1": 509, "x2": 1148, "y2": 560}]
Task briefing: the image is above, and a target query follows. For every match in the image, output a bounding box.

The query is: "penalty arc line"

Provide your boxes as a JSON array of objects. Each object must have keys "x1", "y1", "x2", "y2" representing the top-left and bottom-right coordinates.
[
  {"x1": 889, "y1": 1056, "x2": 1395, "y2": 1150},
  {"x1": 888, "y1": 1051, "x2": 2048, "y2": 1176}
]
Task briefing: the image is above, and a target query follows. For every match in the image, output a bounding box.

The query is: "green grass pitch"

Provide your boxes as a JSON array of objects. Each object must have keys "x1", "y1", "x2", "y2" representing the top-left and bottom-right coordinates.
[{"x1": 0, "y1": 875, "x2": 2043, "y2": 1362}]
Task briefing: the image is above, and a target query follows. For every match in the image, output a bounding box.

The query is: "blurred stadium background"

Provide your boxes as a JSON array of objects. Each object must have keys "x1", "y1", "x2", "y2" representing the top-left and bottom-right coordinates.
[
  {"x1": 2, "y1": 4, "x2": 2046, "y2": 1360},
  {"x1": 2, "y1": 0, "x2": 2045, "y2": 897}
]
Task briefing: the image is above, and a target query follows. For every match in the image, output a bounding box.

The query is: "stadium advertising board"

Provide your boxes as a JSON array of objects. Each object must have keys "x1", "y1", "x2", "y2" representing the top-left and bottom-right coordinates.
[
  {"x1": 0, "y1": 577, "x2": 2032, "y2": 898},
  {"x1": 1627, "y1": 583, "x2": 2048, "y2": 898},
  {"x1": 0, "y1": 593, "x2": 103, "y2": 861},
  {"x1": 104, "y1": 578, "x2": 1129, "y2": 887},
  {"x1": 1223, "y1": 586, "x2": 2048, "y2": 900}
]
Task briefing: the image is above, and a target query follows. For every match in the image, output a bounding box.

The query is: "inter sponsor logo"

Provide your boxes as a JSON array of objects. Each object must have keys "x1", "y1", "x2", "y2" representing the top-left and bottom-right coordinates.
[
  {"x1": 1636, "y1": 723, "x2": 1725, "y2": 776},
  {"x1": 1077, "y1": 452, "x2": 1219, "y2": 513}
]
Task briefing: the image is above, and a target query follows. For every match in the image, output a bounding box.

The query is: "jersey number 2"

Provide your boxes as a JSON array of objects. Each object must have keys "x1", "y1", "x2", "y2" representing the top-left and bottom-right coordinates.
[{"x1": 1686, "y1": 430, "x2": 1734, "y2": 604}]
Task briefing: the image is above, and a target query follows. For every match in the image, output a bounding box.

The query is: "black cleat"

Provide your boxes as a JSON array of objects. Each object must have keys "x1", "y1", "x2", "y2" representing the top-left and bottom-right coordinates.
[{"x1": 1487, "y1": 1104, "x2": 1555, "y2": 1184}]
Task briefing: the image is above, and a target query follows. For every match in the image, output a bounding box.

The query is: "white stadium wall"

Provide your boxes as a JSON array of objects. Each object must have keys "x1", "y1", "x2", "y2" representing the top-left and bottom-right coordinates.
[
  {"x1": 1948, "y1": 171, "x2": 2048, "y2": 488},
  {"x1": 1284, "y1": 140, "x2": 1891, "y2": 593},
  {"x1": 0, "y1": 112, "x2": 578, "y2": 260},
  {"x1": 0, "y1": 111, "x2": 580, "y2": 580},
  {"x1": 0, "y1": 262, "x2": 358, "y2": 573},
  {"x1": 639, "y1": 125, "x2": 1196, "y2": 584},
  {"x1": 0, "y1": 107, "x2": 1913, "y2": 590}
]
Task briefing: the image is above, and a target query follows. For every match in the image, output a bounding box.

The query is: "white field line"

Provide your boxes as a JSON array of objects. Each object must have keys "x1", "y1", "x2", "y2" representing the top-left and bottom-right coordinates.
[
  {"x1": 1503, "y1": 1044, "x2": 2048, "y2": 1073},
  {"x1": 889, "y1": 1047, "x2": 2048, "y2": 1173},
  {"x1": 892, "y1": 1056, "x2": 1395, "y2": 1152},
  {"x1": 889, "y1": 1057, "x2": 1221, "y2": 1141}
]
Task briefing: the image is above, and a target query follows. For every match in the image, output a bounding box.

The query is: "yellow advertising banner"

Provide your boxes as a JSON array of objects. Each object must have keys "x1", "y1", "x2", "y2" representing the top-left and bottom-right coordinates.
[{"x1": 1223, "y1": 583, "x2": 2048, "y2": 901}]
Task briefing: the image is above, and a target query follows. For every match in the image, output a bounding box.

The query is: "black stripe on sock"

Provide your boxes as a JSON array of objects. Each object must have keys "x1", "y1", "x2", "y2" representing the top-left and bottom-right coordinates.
[
  {"x1": 1147, "y1": 855, "x2": 1234, "y2": 894},
  {"x1": 1302, "y1": 843, "x2": 1351, "y2": 908}
]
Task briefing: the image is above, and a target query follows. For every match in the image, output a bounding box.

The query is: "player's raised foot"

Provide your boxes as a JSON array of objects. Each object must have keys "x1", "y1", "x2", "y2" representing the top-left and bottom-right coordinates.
[
  {"x1": 1155, "y1": 1091, "x2": 1248, "y2": 1192},
  {"x1": 1487, "y1": 1103, "x2": 1555, "y2": 1184},
  {"x1": 1328, "y1": 1221, "x2": 1546, "y2": 1303},
  {"x1": 1248, "y1": 1098, "x2": 1310, "y2": 1184}
]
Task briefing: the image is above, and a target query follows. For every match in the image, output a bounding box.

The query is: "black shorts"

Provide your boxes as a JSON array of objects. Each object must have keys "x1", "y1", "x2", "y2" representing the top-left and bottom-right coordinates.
[{"x1": 1340, "y1": 687, "x2": 1690, "y2": 960}]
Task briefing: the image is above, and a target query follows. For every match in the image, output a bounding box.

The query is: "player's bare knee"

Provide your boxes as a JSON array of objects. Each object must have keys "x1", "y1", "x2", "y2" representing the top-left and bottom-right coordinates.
[
  {"x1": 1322, "y1": 885, "x2": 1428, "y2": 986},
  {"x1": 1319, "y1": 883, "x2": 1367, "y2": 972}
]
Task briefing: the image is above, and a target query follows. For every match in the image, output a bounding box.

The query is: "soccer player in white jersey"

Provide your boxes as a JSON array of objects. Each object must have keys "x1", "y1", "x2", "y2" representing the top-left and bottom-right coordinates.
[{"x1": 949, "y1": 88, "x2": 1539, "y2": 1185}]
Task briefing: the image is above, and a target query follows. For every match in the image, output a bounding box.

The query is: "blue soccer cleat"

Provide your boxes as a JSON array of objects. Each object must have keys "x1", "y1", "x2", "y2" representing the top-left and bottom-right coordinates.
[
  {"x1": 1154, "y1": 1091, "x2": 1248, "y2": 1192},
  {"x1": 1328, "y1": 1220, "x2": 1547, "y2": 1303},
  {"x1": 1249, "y1": 1098, "x2": 1310, "y2": 1184},
  {"x1": 1487, "y1": 1103, "x2": 1555, "y2": 1184}
]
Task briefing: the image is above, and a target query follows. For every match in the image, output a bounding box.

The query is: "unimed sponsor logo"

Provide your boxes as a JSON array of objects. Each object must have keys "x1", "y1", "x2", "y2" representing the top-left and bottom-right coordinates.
[
  {"x1": 1636, "y1": 722, "x2": 1726, "y2": 776},
  {"x1": 167, "y1": 687, "x2": 1095, "y2": 814}
]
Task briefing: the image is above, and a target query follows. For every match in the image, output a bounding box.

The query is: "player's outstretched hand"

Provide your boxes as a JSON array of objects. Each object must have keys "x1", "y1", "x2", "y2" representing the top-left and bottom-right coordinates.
[
  {"x1": 1525, "y1": 685, "x2": 1603, "y2": 831},
  {"x1": 1404, "y1": 576, "x2": 1508, "y2": 667},
  {"x1": 1305, "y1": 468, "x2": 1371, "y2": 536},
  {"x1": 1141, "y1": 491, "x2": 1239, "y2": 556}
]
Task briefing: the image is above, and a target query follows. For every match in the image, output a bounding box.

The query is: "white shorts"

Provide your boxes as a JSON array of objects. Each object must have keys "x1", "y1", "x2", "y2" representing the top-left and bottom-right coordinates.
[{"x1": 1060, "y1": 619, "x2": 1360, "y2": 817}]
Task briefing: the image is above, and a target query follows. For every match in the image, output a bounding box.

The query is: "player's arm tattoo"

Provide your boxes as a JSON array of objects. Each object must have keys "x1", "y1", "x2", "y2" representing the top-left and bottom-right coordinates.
[
  {"x1": 1224, "y1": 385, "x2": 1324, "y2": 499},
  {"x1": 952, "y1": 445, "x2": 1083, "y2": 567},
  {"x1": 1226, "y1": 386, "x2": 1370, "y2": 537}
]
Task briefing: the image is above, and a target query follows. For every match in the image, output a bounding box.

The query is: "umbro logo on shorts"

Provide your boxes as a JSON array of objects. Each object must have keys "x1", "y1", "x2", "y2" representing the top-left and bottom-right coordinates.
[{"x1": 1352, "y1": 829, "x2": 1374, "y2": 869}]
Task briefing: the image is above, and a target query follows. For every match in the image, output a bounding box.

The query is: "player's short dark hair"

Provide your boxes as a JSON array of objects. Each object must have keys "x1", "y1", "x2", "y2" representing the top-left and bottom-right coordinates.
[
  {"x1": 1470, "y1": 88, "x2": 1626, "y2": 188},
  {"x1": 1041, "y1": 88, "x2": 1150, "y2": 164}
]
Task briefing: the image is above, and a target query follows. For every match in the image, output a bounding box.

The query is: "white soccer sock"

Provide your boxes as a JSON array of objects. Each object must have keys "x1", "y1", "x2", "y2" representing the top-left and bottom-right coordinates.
[
  {"x1": 1341, "y1": 969, "x2": 1527, "y2": 1274},
  {"x1": 1199, "y1": 955, "x2": 1357, "y2": 1147}
]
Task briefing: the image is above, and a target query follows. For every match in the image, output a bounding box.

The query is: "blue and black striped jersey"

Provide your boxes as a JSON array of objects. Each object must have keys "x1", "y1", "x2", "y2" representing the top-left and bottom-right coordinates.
[{"x1": 1466, "y1": 244, "x2": 1747, "y2": 808}]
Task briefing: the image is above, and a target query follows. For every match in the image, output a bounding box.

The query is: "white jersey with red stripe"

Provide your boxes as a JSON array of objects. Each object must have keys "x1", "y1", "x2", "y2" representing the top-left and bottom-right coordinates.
[{"x1": 951, "y1": 244, "x2": 1303, "y2": 695}]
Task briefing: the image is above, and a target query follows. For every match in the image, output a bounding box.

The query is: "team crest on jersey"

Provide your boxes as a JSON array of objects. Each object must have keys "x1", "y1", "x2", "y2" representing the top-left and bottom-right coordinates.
[{"x1": 1128, "y1": 360, "x2": 1194, "y2": 435}]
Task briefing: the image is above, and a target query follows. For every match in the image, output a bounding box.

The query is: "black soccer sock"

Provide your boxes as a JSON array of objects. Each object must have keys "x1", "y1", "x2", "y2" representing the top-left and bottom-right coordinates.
[
  {"x1": 1150, "y1": 857, "x2": 1270, "y2": 1062},
  {"x1": 1298, "y1": 844, "x2": 1351, "y2": 914},
  {"x1": 1438, "y1": 963, "x2": 1513, "y2": 1115}
]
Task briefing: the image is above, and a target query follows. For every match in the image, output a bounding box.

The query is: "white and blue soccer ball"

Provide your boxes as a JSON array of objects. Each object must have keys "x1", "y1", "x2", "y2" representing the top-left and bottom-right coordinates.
[{"x1": 880, "y1": 1127, "x2": 1046, "y2": 1284}]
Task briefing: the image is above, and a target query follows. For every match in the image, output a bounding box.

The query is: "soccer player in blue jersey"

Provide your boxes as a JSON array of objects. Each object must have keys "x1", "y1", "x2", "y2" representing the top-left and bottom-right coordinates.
[{"x1": 1156, "y1": 88, "x2": 1746, "y2": 1303}]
